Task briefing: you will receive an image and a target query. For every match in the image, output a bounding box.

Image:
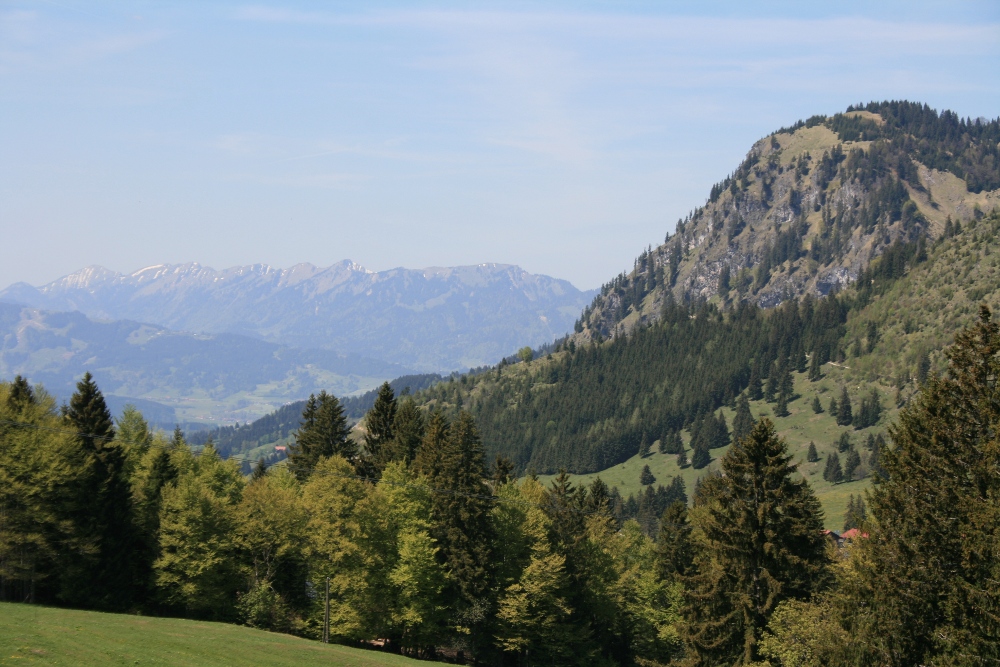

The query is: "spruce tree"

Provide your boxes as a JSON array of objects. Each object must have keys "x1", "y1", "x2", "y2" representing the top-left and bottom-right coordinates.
[
  {"x1": 415, "y1": 411, "x2": 494, "y2": 631},
  {"x1": 808, "y1": 351, "x2": 823, "y2": 381},
  {"x1": 845, "y1": 307, "x2": 1000, "y2": 663},
  {"x1": 681, "y1": 419, "x2": 828, "y2": 664},
  {"x1": 823, "y1": 452, "x2": 843, "y2": 483},
  {"x1": 844, "y1": 447, "x2": 861, "y2": 480},
  {"x1": 288, "y1": 391, "x2": 352, "y2": 480},
  {"x1": 837, "y1": 431, "x2": 851, "y2": 453},
  {"x1": 828, "y1": 396, "x2": 839, "y2": 420},
  {"x1": 65, "y1": 372, "x2": 136, "y2": 610},
  {"x1": 732, "y1": 394, "x2": 755, "y2": 444},
  {"x1": 677, "y1": 448, "x2": 689, "y2": 468},
  {"x1": 807, "y1": 441, "x2": 819, "y2": 462},
  {"x1": 748, "y1": 362, "x2": 764, "y2": 401},
  {"x1": 691, "y1": 447, "x2": 710, "y2": 470},
  {"x1": 639, "y1": 432, "x2": 651, "y2": 457},
  {"x1": 656, "y1": 501, "x2": 693, "y2": 580},
  {"x1": 390, "y1": 397, "x2": 425, "y2": 464},
  {"x1": 640, "y1": 464, "x2": 656, "y2": 486},
  {"x1": 764, "y1": 361, "x2": 779, "y2": 403},
  {"x1": 836, "y1": 386, "x2": 853, "y2": 426},
  {"x1": 811, "y1": 395, "x2": 824, "y2": 413},
  {"x1": 843, "y1": 494, "x2": 867, "y2": 532},
  {"x1": 250, "y1": 457, "x2": 268, "y2": 482},
  {"x1": 362, "y1": 382, "x2": 397, "y2": 473}
]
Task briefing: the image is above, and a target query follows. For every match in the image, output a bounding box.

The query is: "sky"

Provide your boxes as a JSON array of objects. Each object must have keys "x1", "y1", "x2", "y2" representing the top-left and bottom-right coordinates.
[{"x1": 1, "y1": 1, "x2": 998, "y2": 291}]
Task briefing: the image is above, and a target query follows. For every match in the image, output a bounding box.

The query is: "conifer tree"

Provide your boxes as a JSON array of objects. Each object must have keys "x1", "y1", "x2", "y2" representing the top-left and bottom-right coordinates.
[
  {"x1": 639, "y1": 432, "x2": 651, "y2": 457},
  {"x1": 828, "y1": 396, "x2": 839, "y2": 420},
  {"x1": 288, "y1": 391, "x2": 352, "y2": 481},
  {"x1": 808, "y1": 351, "x2": 823, "y2": 381},
  {"x1": 845, "y1": 307, "x2": 1000, "y2": 663},
  {"x1": 640, "y1": 464, "x2": 656, "y2": 486},
  {"x1": 764, "y1": 361, "x2": 779, "y2": 403},
  {"x1": 391, "y1": 397, "x2": 425, "y2": 464},
  {"x1": 691, "y1": 447, "x2": 710, "y2": 470},
  {"x1": 415, "y1": 411, "x2": 493, "y2": 643},
  {"x1": 843, "y1": 494, "x2": 867, "y2": 532},
  {"x1": 807, "y1": 442, "x2": 819, "y2": 462},
  {"x1": 844, "y1": 447, "x2": 861, "y2": 480},
  {"x1": 677, "y1": 448, "x2": 688, "y2": 468},
  {"x1": 823, "y1": 452, "x2": 843, "y2": 483},
  {"x1": 837, "y1": 431, "x2": 851, "y2": 453},
  {"x1": 656, "y1": 501, "x2": 693, "y2": 580},
  {"x1": 836, "y1": 386, "x2": 853, "y2": 426},
  {"x1": 250, "y1": 457, "x2": 268, "y2": 482},
  {"x1": 681, "y1": 419, "x2": 827, "y2": 664},
  {"x1": 363, "y1": 382, "x2": 397, "y2": 473},
  {"x1": 811, "y1": 395, "x2": 824, "y2": 413},
  {"x1": 65, "y1": 372, "x2": 136, "y2": 610},
  {"x1": 748, "y1": 362, "x2": 764, "y2": 401},
  {"x1": 732, "y1": 394, "x2": 755, "y2": 444}
]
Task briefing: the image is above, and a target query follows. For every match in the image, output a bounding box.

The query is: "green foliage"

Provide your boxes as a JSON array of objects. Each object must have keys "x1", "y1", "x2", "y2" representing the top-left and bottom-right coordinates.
[
  {"x1": 732, "y1": 394, "x2": 755, "y2": 444},
  {"x1": 822, "y1": 452, "x2": 843, "y2": 484},
  {"x1": 842, "y1": 494, "x2": 866, "y2": 532},
  {"x1": 806, "y1": 441, "x2": 818, "y2": 462},
  {"x1": 835, "y1": 387, "x2": 853, "y2": 426},
  {"x1": 682, "y1": 419, "x2": 828, "y2": 664},
  {"x1": 363, "y1": 382, "x2": 398, "y2": 473},
  {"x1": 843, "y1": 307, "x2": 1000, "y2": 664},
  {"x1": 640, "y1": 464, "x2": 655, "y2": 486},
  {"x1": 288, "y1": 392, "x2": 352, "y2": 481}
]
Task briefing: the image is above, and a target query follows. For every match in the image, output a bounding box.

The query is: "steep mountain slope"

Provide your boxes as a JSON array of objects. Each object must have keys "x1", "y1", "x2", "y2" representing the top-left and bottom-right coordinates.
[
  {"x1": 406, "y1": 103, "x2": 1000, "y2": 476},
  {"x1": 578, "y1": 101, "x2": 999, "y2": 339},
  {"x1": 1, "y1": 261, "x2": 596, "y2": 371},
  {"x1": 0, "y1": 302, "x2": 404, "y2": 425}
]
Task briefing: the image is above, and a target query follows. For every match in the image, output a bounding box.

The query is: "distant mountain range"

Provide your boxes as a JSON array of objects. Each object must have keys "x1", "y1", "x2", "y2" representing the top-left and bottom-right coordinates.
[
  {"x1": 0, "y1": 261, "x2": 596, "y2": 371},
  {"x1": 0, "y1": 302, "x2": 406, "y2": 427}
]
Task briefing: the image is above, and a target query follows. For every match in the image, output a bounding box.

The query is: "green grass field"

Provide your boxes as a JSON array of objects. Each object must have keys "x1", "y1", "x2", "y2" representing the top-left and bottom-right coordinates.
[
  {"x1": 538, "y1": 364, "x2": 890, "y2": 531},
  {"x1": 0, "y1": 603, "x2": 421, "y2": 667}
]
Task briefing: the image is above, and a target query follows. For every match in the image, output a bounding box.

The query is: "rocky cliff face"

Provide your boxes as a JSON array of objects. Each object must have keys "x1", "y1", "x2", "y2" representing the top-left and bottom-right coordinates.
[
  {"x1": 1, "y1": 261, "x2": 596, "y2": 371},
  {"x1": 578, "y1": 103, "x2": 1000, "y2": 339}
]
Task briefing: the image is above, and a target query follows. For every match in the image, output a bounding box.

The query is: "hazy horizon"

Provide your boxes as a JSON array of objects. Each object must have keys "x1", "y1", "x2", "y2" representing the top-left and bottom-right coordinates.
[{"x1": 2, "y1": 0, "x2": 998, "y2": 291}]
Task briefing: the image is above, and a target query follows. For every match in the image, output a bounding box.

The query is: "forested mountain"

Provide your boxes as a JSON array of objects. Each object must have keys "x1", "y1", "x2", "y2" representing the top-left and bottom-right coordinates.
[
  {"x1": 407, "y1": 103, "x2": 1000, "y2": 476},
  {"x1": 578, "y1": 101, "x2": 999, "y2": 338},
  {"x1": 189, "y1": 373, "x2": 443, "y2": 460},
  {"x1": 0, "y1": 261, "x2": 595, "y2": 371},
  {"x1": 0, "y1": 302, "x2": 405, "y2": 426}
]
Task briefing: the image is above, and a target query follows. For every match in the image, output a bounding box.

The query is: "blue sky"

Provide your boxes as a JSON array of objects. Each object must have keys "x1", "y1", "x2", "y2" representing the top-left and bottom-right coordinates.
[{"x1": 2, "y1": 1, "x2": 998, "y2": 290}]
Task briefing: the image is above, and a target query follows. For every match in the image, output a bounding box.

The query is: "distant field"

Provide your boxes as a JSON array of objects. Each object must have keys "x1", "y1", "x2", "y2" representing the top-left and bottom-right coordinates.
[{"x1": 0, "y1": 603, "x2": 421, "y2": 667}]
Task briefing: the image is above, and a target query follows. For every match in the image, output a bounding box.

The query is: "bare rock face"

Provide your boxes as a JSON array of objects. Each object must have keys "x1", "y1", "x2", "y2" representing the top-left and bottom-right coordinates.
[
  {"x1": 1, "y1": 261, "x2": 596, "y2": 371},
  {"x1": 578, "y1": 104, "x2": 1000, "y2": 341}
]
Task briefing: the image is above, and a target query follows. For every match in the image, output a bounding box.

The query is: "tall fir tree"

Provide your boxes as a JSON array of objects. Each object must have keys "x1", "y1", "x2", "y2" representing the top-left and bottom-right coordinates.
[
  {"x1": 640, "y1": 464, "x2": 656, "y2": 486},
  {"x1": 732, "y1": 394, "x2": 755, "y2": 444},
  {"x1": 844, "y1": 307, "x2": 1000, "y2": 663},
  {"x1": 835, "y1": 386, "x2": 853, "y2": 426},
  {"x1": 681, "y1": 419, "x2": 828, "y2": 664},
  {"x1": 64, "y1": 372, "x2": 137, "y2": 610},
  {"x1": 362, "y1": 382, "x2": 397, "y2": 473},
  {"x1": 288, "y1": 391, "x2": 352, "y2": 481},
  {"x1": 656, "y1": 501, "x2": 693, "y2": 580},
  {"x1": 391, "y1": 397, "x2": 425, "y2": 465},
  {"x1": 691, "y1": 447, "x2": 710, "y2": 470},
  {"x1": 807, "y1": 442, "x2": 819, "y2": 462},
  {"x1": 748, "y1": 362, "x2": 764, "y2": 401}
]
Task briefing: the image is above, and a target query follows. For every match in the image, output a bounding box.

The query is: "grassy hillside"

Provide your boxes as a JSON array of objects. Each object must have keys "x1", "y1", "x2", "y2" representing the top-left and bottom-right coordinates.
[
  {"x1": 0, "y1": 603, "x2": 421, "y2": 667},
  {"x1": 537, "y1": 363, "x2": 891, "y2": 531}
]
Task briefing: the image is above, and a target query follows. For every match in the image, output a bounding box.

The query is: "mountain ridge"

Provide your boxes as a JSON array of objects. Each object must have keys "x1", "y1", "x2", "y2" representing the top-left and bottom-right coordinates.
[{"x1": 1, "y1": 260, "x2": 596, "y2": 371}]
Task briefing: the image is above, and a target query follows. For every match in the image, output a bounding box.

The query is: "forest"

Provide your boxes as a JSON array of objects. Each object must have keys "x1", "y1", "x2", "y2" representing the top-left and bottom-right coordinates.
[{"x1": 2, "y1": 303, "x2": 999, "y2": 665}]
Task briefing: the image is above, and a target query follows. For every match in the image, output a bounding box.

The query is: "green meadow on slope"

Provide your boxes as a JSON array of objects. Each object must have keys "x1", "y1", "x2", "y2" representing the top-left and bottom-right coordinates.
[{"x1": 0, "y1": 603, "x2": 420, "y2": 667}]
